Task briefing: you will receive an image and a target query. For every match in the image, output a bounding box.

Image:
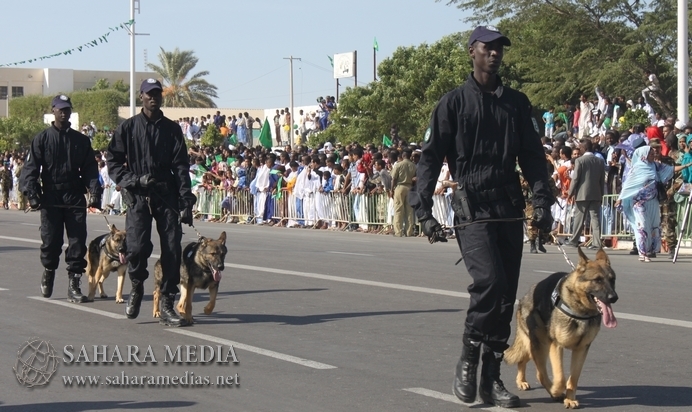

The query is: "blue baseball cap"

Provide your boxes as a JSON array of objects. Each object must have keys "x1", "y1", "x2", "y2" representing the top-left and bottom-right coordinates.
[
  {"x1": 51, "y1": 94, "x2": 72, "y2": 110},
  {"x1": 140, "y1": 78, "x2": 163, "y2": 94},
  {"x1": 468, "y1": 25, "x2": 511, "y2": 47}
]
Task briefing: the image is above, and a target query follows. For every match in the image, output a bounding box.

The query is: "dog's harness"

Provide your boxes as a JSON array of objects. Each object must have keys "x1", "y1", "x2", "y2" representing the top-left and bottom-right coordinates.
[
  {"x1": 99, "y1": 235, "x2": 121, "y2": 262},
  {"x1": 551, "y1": 275, "x2": 601, "y2": 321}
]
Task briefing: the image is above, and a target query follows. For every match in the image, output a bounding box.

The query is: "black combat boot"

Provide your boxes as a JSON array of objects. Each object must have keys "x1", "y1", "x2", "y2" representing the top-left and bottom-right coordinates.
[
  {"x1": 159, "y1": 293, "x2": 189, "y2": 327},
  {"x1": 529, "y1": 239, "x2": 537, "y2": 254},
  {"x1": 479, "y1": 347, "x2": 520, "y2": 408},
  {"x1": 536, "y1": 238, "x2": 547, "y2": 253},
  {"x1": 67, "y1": 273, "x2": 88, "y2": 303},
  {"x1": 629, "y1": 242, "x2": 638, "y2": 255},
  {"x1": 125, "y1": 281, "x2": 144, "y2": 319},
  {"x1": 41, "y1": 269, "x2": 55, "y2": 298},
  {"x1": 453, "y1": 334, "x2": 481, "y2": 403}
]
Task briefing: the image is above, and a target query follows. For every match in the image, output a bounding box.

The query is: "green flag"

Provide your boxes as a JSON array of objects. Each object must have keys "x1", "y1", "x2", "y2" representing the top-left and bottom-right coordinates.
[
  {"x1": 373, "y1": 37, "x2": 379, "y2": 52},
  {"x1": 382, "y1": 134, "x2": 392, "y2": 147},
  {"x1": 227, "y1": 157, "x2": 236, "y2": 166},
  {"x1": 229, "y1": 133, "x2": 238, "y2": 145},
  {"x1": 215, "y1": 154, "x2": 223, "y2": 163},
  {"x1": 259, "y1": 119, "x2": 273, "y2": 149},
  {"x1": 327, "y1": 55, "x2": 334, "y2": 68}
]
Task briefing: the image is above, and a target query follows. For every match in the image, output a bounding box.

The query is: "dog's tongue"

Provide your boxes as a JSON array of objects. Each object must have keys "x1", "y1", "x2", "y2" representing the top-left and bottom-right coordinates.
[
  {"x1": 212, "y1": 270, "x2": 222, "y2": 282},
  {"x1": 597, "y1": 299, "x2": 617, "y2": 328},
  {"x1": 119, "y1": 253, "x2": 127, "y2": 265}
]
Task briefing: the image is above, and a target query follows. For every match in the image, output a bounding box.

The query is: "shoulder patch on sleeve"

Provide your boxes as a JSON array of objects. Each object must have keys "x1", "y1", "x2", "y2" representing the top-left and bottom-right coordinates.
[
  {"x1": 531, "y1": 118, "x2": 540, "y2": 133},
  {"x1": 26, "y1": 152, "x2": 30, "y2": 162},
  {"x1": 424, "y1": 128, "x2": 431, "y2": 143}
]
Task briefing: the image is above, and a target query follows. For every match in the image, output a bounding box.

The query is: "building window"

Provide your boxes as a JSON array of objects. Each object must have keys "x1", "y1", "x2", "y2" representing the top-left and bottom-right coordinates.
[
  {"x1": 11, "y1": 86, "x2": 23, "y2": 98},
  {"x1": 0, "y1": 86, "x2": 7, "y2": 100}
]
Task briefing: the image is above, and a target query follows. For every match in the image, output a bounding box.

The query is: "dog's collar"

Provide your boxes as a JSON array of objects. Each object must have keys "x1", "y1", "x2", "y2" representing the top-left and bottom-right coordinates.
[
  {"x1": 551, "y1": 275, "x2": 601, "y2": 321},
  {"x1": 100, "y1": 235, "x2": 121, "y2": 262}
]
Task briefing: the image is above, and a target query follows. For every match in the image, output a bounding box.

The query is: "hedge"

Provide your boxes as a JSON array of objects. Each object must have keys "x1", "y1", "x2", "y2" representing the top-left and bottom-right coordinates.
[{"x1": 9, "y1": 89, "x2": 127, "y2": 131}]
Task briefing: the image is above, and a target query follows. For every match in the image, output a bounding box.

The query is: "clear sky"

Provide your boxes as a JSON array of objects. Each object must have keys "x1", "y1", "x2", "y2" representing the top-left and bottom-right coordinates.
[{"x1": 1, "y1": 0, "x2": 473, "y2": 109}]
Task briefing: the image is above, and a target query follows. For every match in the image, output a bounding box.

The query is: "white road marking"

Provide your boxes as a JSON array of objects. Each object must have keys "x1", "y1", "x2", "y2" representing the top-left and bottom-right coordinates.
[
  {"x1": 0, "y1": 288, "x2": 8, "y2": 291},
  {"x1": 21, "y1": 223, "x2": 40, "y2": 226},
  {"x1": 326, "y1": 251, "x2": 374, "y2": 257},
  {"x1": 27, "y1": 296, "x2": 128, "y2": 319},
  {"x1": 168, "y1": 329, "x2": 337, "y2": 370},
  {"x1": 94, "y1": 230, "x2": 110, "y2": 233},
  {"x1": 3, "y1": 236, "x2": 690, "y2": 330},
  {"x1": 0, "y1": 235, "x2": 41, "y2": 244},
  {"x1": 534, "y1": 270, "x2": 555, "y2": 274},
  {"x1": 402, "y1": 388, "x2": 517, "y2": 411}
]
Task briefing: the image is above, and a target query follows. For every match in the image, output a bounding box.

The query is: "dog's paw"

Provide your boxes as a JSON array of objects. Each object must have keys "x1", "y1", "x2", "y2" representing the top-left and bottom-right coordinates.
[
  {"x1": 517, "y1": 381, "x2": 530, "y2": 390},
  {"x1": 564, "y1": 398, "x2": 579, "y2": 409},
  {"x1": 115, "y1": 297, "x2": 124, "y2": 304},
  {"x1": 551, "y1": 393, "x2": 566, "y2": 402},
  {"x1": 203, "y1": 306, "x2": 214, "y2": 315},
  {"x1": 100, "y1": 293, "x2": 108, "y2": 299},
  {"x1": 153, "y1": 311, "x2": 160, "y2": 318}
]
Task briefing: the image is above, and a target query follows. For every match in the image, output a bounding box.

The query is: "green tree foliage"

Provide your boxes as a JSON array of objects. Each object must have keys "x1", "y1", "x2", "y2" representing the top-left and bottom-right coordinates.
[
  {"x1": 327, "y1": 34, "x2": 470, "y2": 146},
  {"x1": 147, "y1": 47, "x2": 219, "y2": 108},
  {"x1": 200, "y1": 124, "x2": 223, "y2": 148},
  {"x1": 9, "y1": 90, "x2": 126, "y2": 131},
  {"x1": 0, "y1": 117, "x2": 46, "y2": 151},
  {"x1": 91, "y1": 78, "x2": 130, "y2": 94},
  {"x1": 8, "y1": 95, "x2": 52, "y2": 122},
  {"x1": 439, "y1": 0, "x2": 691, "y2": 115},
  {"x1": 90, "y1": 132, "x2": 111, "y2": 152},
  {"x1": 619, "y1": 109, "x2": 651, "y2": 131}
]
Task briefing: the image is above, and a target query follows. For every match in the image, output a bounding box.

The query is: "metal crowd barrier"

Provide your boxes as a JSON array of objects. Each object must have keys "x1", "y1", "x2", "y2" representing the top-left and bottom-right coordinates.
[{"x1": 189, "y1": 187, "x2": 692, "y2": 244}]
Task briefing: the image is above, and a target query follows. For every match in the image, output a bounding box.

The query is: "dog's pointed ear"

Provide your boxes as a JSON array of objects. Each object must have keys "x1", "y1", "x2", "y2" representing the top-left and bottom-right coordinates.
[
  {"x1": 577, "y1": 246, "x2": 589, "y2": 266},
  {"x1": 219, "y1": 231, "x2": 226, "y2": 245},
  {"x1": 110, "y1": 224, "x2": 117, "y2": 234},
  {"x1": 595, "y1": 248, "x2": 610, "y2": 265}
]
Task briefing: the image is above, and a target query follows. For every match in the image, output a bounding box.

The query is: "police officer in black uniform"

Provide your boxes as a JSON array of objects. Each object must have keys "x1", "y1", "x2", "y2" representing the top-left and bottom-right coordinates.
[
  {"x1": 20, "y1": 95, "x2": 102, "y2": 303},
  {"x1": 106, "y1": 79, "x2": 196, "y2": 327},
  {"x1": 411, "y1": 26, "x2": 554, "y2": 408}
]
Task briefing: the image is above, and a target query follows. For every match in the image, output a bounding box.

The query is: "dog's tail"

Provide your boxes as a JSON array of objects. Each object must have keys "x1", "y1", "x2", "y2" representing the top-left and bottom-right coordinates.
[{"x1": 504, "y1": 309, "x2": 530, "y2": 365}]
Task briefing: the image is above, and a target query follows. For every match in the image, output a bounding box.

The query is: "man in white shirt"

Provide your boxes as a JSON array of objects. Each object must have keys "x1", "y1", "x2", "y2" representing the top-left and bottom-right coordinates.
[
  {"x1": 642, "y1": 70, "x2": 660, "y2": 101},
  {"x1": 578, "y1": 94, "x2": 594, "y2": 139}
]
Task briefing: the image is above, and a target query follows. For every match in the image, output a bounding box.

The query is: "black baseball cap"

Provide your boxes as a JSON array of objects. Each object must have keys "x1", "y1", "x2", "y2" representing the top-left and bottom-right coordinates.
[
  {"x1": 51, "y1": 94, "x2": 72, "y2": 110},
  {"x1": 468, "y1": 25, "x2": 511, "y2": 47},
  {"x1": 140, "y1": 78, "x2": 163, "y2": 94}
]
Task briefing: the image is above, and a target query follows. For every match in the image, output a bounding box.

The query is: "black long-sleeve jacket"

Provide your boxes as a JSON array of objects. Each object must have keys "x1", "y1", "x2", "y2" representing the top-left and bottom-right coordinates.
[
  {"x1": 106, "y1": 111, "x2": 195, "y2": 207},
  {"x1": 412, "y1": 73, "x2": 555, "y2": 219},
  {"x1": 20, "y1": 122, "x2": 100, "y2": 202}
]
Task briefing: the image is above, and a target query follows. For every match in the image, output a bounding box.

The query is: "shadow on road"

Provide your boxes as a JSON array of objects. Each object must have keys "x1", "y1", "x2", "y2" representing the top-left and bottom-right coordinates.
[
  {"x1": 194, "y1": 308, "x2": 462, "y2": 326},
  {"x1": 523, "y1": 385, "x2": 692, "y2": 409},
  {"x1": 0, "y1": 400, "x2": 195, "y2": 412}
]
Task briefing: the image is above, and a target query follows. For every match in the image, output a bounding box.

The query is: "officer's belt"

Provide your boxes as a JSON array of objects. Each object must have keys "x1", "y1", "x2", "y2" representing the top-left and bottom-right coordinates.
[
  {"x1": 43, "y1": 181, "x2": 80, "y2": 192},
  {"x1": 467, "y1": 185, "x2": 513, "y2": 204}
]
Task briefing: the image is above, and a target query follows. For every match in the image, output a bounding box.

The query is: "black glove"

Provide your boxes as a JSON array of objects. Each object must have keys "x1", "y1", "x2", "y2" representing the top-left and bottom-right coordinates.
[
  {"x1": 420, "y1": 216, "x2": 447, "y2": 244},
  {"x1": 179, "y1": 207, "x2": 193, "y2": 226},
  {"x1": 532, "y1": 206, "x2": 553, "y2": 233},
  {"x1": 136, "y1": 174, "x2": 156, "y2": 189},
  {"x1": 28, "y1": 194, "x2": 41, "y2": 210},
  {"x1": 87, "y1": 193, "x2": 101, "y2": 210}
]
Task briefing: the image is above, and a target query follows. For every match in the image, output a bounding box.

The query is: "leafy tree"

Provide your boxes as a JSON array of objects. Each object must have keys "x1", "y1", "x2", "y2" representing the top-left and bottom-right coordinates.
[
  {"x1": 439, "y1": 0, "x2": 691, "y2": 115},
  {"x1": 91, "y1": 78, "x2": 130, "y2": 95},
  {"x1": 327, "y1": 34, "x2": 471, "y2": 146},
  {"x1": 620, "y1": 109, "x2": 651, "y2": 131},
  {"x1": 147, "y1": 47, "x2": 218, "y2": 108},
  {"x1": 90, "y1": 132, "x2": 111, "y2": 152},
  {"x1": 200, "y1": 124, "x2": 223, "y2": 148},
  {"x1": 0, "y1": 117, "x2": 46, "y2": 151}
]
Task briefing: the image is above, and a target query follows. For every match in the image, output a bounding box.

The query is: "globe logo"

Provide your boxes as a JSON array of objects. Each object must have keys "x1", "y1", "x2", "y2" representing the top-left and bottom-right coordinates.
[{"x1": 13, "y1": 338, "x2": 60, "y2": 388}]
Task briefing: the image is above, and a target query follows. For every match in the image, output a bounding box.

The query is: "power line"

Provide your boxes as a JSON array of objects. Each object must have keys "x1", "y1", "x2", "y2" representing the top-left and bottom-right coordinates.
[{"x1": 216, "y1": 65, "x2": 284, "y2": 94}]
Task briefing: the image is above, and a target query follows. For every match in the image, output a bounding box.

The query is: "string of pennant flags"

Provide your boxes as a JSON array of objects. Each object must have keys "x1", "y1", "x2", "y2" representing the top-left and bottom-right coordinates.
[{"x1": 0, "y1": 20, "x2": 135, "y2": 68}]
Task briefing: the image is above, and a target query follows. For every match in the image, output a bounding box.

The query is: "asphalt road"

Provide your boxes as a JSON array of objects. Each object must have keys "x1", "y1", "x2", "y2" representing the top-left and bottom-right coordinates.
[{"x1": 0, "y1": 210, "x2": 690, "y2": 412}]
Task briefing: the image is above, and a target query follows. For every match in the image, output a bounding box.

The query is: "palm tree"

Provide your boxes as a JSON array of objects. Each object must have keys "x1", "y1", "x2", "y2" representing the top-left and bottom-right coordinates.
[{"x1": 146, "y1": 47, "x2": 218, "y2": 108}]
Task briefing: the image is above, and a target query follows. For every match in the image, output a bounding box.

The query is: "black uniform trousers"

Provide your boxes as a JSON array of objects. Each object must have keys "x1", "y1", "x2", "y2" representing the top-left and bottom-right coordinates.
[
  {"x1": 455, "y1": 201, "x2": 524, "y2": 353},
  {"x1": 39, "y1": 194, "x2": 88, "y2": 274},
  {"x1": 125, "y1": 192, "x2": 182, "y2": 295}
]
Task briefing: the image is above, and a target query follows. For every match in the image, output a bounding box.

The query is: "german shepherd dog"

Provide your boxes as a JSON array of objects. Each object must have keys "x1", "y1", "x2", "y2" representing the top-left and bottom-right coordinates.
[
  {"x1": 152, "y1": 232, "x2": 227, "y2": 323},
  {"x1": 85, "y1": 224, "x2": 128, "y2": 303},
  {"x1": 505, "y1": 247, "x2": 618, "y2": 409}
]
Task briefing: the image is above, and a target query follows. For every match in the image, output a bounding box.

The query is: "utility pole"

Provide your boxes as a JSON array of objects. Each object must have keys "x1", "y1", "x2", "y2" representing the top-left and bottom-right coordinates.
[
  {"x1": 126, "y1": 0, "x2": 149, "y2": 118},
  {"x1": 678, "y1": 0, "x2": 689, "y2": 123},
  {"x1": 283, "y1": 55, "x2": 301, "y2": 147}
]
